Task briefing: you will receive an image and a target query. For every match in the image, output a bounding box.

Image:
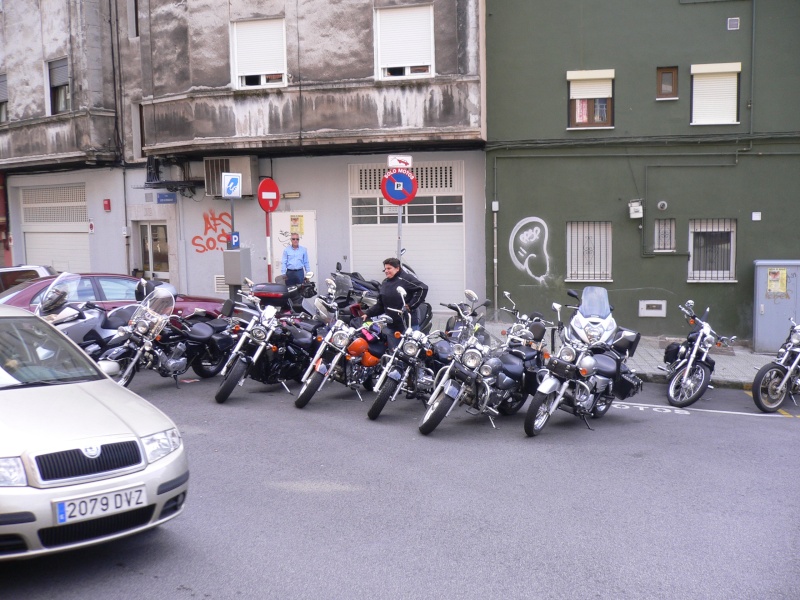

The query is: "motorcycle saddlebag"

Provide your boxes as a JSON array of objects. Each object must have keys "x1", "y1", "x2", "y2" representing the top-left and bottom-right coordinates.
[
  {"x1": 251, "y1": 283, "x2": 289, "y2": 308},
  {"x1": 210, "y1": 332, "x2": 236, "y2": 354},
  {"x1": 614, "y1": 371, "x2": 644, "y2": 400},
  {"x1": 663, "y1": 342, "x2": 681, "y2": 364}
]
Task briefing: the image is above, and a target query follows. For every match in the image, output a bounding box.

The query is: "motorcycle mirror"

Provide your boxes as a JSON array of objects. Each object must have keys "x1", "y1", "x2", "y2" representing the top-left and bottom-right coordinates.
[
  {"x1": 685, "y1": 299, "x2": 695, "y2": 309},
  {"x1": 305, "y1": 271, "x2": 314, "y2": 280},
  {"x1": 325, "y1": 278, "x2": 335, "y2": 287},
  {"x1": 482, "y1": 299, "x2": 492, "y2": 308},
  {"x1": 397, "y1": 286, "x2": 407, "y2": 300},
  {"x1": 336, "y1": 262, "x2": 342, "y2": 271},
  {"x1": 244, "y1": 277, "x2": 255, "y2": 287},
  {"x1": 567, "y1": 289, "x2": 580, "y2": 300},
  {"x1": 552, "y1": 302, "x2": 561, "y2": 311},
  {"x1": 464, "y1": 289, "x2": 478, "y2": 302}
]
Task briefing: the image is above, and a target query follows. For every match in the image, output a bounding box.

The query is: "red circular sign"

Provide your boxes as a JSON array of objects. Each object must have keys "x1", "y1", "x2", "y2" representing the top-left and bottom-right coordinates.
[
  {"x1": 380, "y1": 168, "x2": 418, "y2": 206},
  {"x1": 257, "y1": 178, "x2": 280, "y2": 213}
]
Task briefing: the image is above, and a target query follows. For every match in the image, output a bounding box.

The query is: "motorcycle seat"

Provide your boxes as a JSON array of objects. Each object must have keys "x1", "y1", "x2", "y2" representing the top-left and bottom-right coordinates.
[
  {"x1": 508, "y1": 344, "x2": 539, "y2": 363},
  {"x1": 594, "y1": 353, "x2": 619, "y2": 378},
  {"x1": 185, "y1": 322, "x2": 215, "y2": 341},
  {"x1": 204, "y1": 318, "x2": 231, "y2": 333}
]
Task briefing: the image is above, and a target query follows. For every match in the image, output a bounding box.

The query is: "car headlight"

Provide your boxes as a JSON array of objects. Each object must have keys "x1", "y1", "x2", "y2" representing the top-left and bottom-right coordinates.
[
  {"x1": 402, "y1": 340, "x2": 419, "y2": 356},
  {"x1": 463, "y1": 348, "x2": 483, "y2": 369},
  {"x1": 559, "y1": 345, "x2": 577, "y2": 363},
  {"x1": 135, "y1": 320, "x2": 150, "y2": 335},
  {"x1": 0, "y1": 457, "x2": 27, "y2": 487},
  {"x1": 142, "y1": 428, "x2": 182, "y2": 463},
  {"x1": 332, "y1": 331, "x2": 350, "y2": 348},
  {"x1": 251, "y1": 326, "x2": 267, "y2": 342}
]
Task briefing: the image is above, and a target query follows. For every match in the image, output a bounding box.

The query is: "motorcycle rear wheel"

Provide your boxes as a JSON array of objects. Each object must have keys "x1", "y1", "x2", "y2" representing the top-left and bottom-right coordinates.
[
  {"x1": 295, "y1": 370, "x2": 324, "y2": 409},
  {"x1": 368, "y1": 378, "x2": 398, "y2": 420},
  {"x1": 498, "y1": 391, "x2": 527, "y2": 416},
  {"x1": 667, "y1": 363, "x2": 711, "y2": 408},
  {"x1": 752, "y1": 363, "x2": 789, "y2": 413},
  {"x1": 418, "y1": 386, "x2": 456, "y2": 435},
  {"x1": 215, "y1": 358, "x2": 247, "y2": 404},
  {"x1": 192, "y1": 349, "x2": 228, "y2": 378},
  {"x1": 524, "y1": 391, "x2": 552, "y2": 437}
]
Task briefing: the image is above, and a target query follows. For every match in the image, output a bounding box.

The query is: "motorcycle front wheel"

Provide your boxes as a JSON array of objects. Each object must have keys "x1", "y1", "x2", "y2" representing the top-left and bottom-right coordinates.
[
  {"x1": 498, "y1": 391, "x2": 527, "y2": 416},
  {"x1": 192, "y1": 348, "x2": 228, "y2": 378},
  {"x1": 418, "y1": 386, "x2": 456, "y2": 435},
  {"x1": 667, "y1": 363, "x2": 711, "y2": 408},
  {"x1": 114, "y1": 356, "x2": 137, "y2": 388},
  {"x1": 524, "y1": 391, "x2": 553, "y2": 437},
  {"x1": 752, "y1": 363, "x2": 789, "y2": 413},
  {"x1": 295, "y1": 370, "x2": 324, "y2": 409},
  {"x1": 215, "y1": 358, "x2": 247, "y2": 404},
  {"x1": 591, "y1": 397, "x2": 612, "y2": 419},
  {"x1": 368, "y1": 378, "x2": 398, "y2": 420}
]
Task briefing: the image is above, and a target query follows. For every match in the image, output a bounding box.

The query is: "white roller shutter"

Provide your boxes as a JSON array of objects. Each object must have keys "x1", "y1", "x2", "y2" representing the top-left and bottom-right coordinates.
[
  {"x1": 377, "y1": 6, "x2": 434, "y2": 69},
  {"x1": 691, "y1": 73, "x2": 739, "y2": 124},
  {"x1": 234, "y1": 19, "x2": 286, "y2": 76},
  {"x1": 24, "y1": 232, "x2": 91, "y2": 272},
  {"x1": 570, "y1": 79, "x2": 613, "y2": 99}
]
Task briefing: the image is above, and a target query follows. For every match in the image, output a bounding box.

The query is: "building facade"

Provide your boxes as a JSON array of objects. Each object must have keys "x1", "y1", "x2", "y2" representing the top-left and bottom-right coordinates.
[
  {"x1": 485, "y1": 0, "x2": 800, "y2": 340},
  {"x1": 1, "y1": 0, "x2": 487, "y2": 311}
]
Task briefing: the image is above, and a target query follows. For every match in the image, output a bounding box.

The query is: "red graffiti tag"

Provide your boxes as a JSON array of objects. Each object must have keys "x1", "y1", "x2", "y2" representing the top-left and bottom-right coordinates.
[{"x1": 192, "y1": 209, "x2": 233, "y2": 253}]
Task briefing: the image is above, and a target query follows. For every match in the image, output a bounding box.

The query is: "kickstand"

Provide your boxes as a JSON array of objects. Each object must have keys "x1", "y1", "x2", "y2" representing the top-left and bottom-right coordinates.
[
  {"x1": 581, "y1": 414, "x2": 594, "y2": 431},
  {"x1": 487, "y1": 415, "x2": 497, "y2": 429},
  {"x1": 173, "y1": 374, "x2": 180, "y2": 389},
  {"x1": 280, "y1": 381, "x2": 291, "y2": 394}
]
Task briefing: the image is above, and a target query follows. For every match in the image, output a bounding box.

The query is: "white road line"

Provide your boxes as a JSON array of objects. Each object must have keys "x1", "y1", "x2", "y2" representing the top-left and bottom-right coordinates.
[{"x1": 616, "y1": 401, "x2": 789, "y2": 417}]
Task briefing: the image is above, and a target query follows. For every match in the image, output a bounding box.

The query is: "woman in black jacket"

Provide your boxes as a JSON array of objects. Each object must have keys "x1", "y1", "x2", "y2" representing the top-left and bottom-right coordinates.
[{"x1": 365, "y1": 257, "x2": 428, "y2": 331}]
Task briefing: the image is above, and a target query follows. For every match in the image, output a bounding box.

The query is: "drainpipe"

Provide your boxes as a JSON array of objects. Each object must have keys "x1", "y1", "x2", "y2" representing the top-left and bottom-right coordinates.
[{"x1": 0, "y1": 173, "x2": 10, "y2": 266}]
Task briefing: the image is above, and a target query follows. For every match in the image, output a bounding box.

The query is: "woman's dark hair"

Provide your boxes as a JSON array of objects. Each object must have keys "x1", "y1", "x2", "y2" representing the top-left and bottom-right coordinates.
[{"x1": 383, "y1": 257, "x2": 401, "y2": 269}]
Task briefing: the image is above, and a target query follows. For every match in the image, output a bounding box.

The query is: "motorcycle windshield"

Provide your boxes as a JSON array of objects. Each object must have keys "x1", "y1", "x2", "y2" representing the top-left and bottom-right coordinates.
[
  {"x1": 334, "y1": 273, "x2": 353, "y2": 299},
  {"x1": 130, "y1": 287, "x2": 175, "y2": 324},
  {"x1": 35, "y1": 272, "x2": 83, "y2": 318},
  {"x1": 578, "y1": 286, "x2": 612, "y2": 319}
]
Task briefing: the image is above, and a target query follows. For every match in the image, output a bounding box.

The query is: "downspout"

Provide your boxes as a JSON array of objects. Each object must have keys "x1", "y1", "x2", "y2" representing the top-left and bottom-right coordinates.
[{"x1": 0, "y1": 174, "x2": 10, "y2": 266}]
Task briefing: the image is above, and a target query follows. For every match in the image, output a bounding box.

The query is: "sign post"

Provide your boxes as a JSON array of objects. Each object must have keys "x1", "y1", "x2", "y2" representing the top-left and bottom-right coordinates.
[
  {"x1": 380, "y1": 166, "x2": 418, "y2": 261},
  {"x1": 257, "y1": 178, "x2": 281, "y2": 281}
]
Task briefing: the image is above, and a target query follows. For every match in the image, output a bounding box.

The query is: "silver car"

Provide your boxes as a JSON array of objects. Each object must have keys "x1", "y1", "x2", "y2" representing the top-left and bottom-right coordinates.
[{"x1": 0, "y1": 305, "x2": 188, "y2": 560}]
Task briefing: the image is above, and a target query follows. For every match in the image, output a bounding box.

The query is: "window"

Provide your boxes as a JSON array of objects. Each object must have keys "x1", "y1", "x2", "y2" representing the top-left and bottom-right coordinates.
[
  {"x1": 127, "y1": 0, "x2": 139, "y2": 38},
  {"x1": 688, "y1": 219, "x2": 736, "y2": 281},
  {"x1": 567, "y1": 70, "x2": 614, "y2": 128},
  {"x1": 375, "y1": 6, "x2": 434, "y2": 80},
  {"x1": 657, "y1": 67, "x2": 678, "y2": 100},
  {"x1": 0, "y1": 73, "x2": 7, "y2": 123},
  {"x1": 97, "y1": 277, "x2": 138, "y2": 301},
  {"x1": 48, "y1": 58, "x2": 70, "y2": 115},
  {"x1": 566, "y1": 221, "x2": 612, "y2": 281},
  {"x1": 351, "y1": 196, "x2": 462, "y2": 225},
  {"x1": 691, "y1": 63, "x2": 741, "y2": 125},
  {"x1": 654, "y1": 218, "x2": 676, "y2": 252},
  {"x1": 232, "y1": 19, "x2": 287, "y2": 89}
]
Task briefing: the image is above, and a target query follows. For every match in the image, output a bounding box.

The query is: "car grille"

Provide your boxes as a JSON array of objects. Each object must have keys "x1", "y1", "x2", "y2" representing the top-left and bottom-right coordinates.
[
  {"x1": 38, "y1": 505, "x2": 155, "y2": 548},
  {"x1": 35, "y1": 441, "x2": 142, "y2": 481}
]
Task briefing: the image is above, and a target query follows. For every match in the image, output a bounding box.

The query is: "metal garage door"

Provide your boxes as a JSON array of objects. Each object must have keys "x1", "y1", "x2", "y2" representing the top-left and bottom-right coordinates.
[
  {"x1": 349, "y1": 162, "x2": 465, "y2": 311},
  {"x1": 21, "y1": 185, "x2": 90, "y2": 272}
]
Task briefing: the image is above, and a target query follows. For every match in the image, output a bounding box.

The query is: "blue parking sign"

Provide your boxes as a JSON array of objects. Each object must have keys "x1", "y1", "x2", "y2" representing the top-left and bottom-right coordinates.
[{"x1": 230, "y1": 231, "x2": 240, "y2": 248}]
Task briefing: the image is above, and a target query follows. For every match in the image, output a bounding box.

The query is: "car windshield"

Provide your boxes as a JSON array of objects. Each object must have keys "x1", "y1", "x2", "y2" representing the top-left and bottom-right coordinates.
[
  {"x1": 0, "y1": 316, "x2": 103, "y2": 389},
  {"x1": 578, "y1": 286, "x2": 612, "y2": 319}
]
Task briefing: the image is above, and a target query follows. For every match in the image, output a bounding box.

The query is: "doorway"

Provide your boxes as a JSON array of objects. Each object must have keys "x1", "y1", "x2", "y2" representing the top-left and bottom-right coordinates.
[{"x1": 139, "y1": 222, "x2": 170, "y2": 281}]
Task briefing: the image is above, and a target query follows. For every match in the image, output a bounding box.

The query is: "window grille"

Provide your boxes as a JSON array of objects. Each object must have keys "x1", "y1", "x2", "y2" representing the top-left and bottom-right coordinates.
[
  {"x1": 566, "y1": 221, "x2": 612, "y2": 281},
  {"x1": 688, "y1": 218, "x2": 736, "y2": 281},
  {"x1": 654, "y1": 219, "x2": 676, "y2": 252}
]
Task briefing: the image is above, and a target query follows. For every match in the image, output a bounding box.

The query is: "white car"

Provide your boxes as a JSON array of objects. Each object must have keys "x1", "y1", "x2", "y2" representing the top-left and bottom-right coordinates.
[{"x1": 0, "y1": 304, "x2": 188, "y2": 560}]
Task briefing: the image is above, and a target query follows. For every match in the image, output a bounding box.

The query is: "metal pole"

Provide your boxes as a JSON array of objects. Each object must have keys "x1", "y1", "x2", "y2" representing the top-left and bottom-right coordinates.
[{"x1": 396, "y1": 204, "x2": 403, "y2": 260}]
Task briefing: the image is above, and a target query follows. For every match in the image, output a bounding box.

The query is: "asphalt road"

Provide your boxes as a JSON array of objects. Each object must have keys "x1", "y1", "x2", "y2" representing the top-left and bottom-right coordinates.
[{"x1": 3, "y1": 372, "x2": 799, "y2": 599}]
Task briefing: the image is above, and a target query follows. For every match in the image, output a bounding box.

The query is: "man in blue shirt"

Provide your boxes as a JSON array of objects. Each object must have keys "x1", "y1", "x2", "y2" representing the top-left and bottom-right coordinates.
[{"x1": 281, "y1": 234, "x2": 310, "y2": 285}]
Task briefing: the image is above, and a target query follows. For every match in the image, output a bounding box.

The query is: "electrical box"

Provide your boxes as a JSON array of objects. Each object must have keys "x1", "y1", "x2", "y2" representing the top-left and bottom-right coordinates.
[
  {"x1": 753, "y1": 260, "x2": 800, "y2": 352},
  {"x1": 223, "y1": 249, "x2": 252, "y2": 286},
  {"x1": 638, "y1": 300, "x2": 667, "y2": 318}
]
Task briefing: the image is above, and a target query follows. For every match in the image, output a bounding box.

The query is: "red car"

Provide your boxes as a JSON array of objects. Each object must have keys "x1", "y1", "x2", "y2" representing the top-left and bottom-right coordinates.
[{"x1": 0, "y1": 273, "x2": 226, "y2": 318}]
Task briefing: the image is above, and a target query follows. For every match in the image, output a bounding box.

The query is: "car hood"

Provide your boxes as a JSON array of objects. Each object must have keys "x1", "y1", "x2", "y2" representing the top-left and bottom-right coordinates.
[{"x1": 0, "y1": 379, "x2": 177, "y2": 456}]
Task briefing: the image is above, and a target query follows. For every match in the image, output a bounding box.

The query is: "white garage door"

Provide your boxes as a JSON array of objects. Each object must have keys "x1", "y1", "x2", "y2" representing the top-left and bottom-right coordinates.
[
  {"x1": 21, "y1": 185, "x2": 90, "y2": 273},
  {"x1": 349, "y1": 162, "x2": 465, "y2": 311},
  {"x1": 24, "y1": 232, "x2": 91, "y2": 273}
]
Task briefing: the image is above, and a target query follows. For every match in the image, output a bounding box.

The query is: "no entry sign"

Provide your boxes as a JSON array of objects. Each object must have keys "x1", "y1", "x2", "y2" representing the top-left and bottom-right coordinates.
[
  {"x1": 380, "y1": 168, "x2": 418, "y2": 206},
  {"x1": 257, "y1": 178, "x2": 280, "y2": 213}
]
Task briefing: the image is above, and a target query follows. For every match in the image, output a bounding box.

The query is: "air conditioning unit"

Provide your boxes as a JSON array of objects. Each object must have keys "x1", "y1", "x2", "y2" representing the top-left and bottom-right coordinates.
[{"x1": 204, "y1": 156, "x2": 258, "y2": 197}]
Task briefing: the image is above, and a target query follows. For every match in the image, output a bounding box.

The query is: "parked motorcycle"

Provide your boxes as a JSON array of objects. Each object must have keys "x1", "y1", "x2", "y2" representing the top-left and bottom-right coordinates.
[
  {"x1": 367, "y1": 287, "x2": 457, "y2": 420},
  {"x1": 751, "y1": 317, "x2": 800, "y2": 412},
  {"x1": 562, "y1": 286, "x2": 618, "y2": 345},
  {"x1": 99, "y1": 286, "x2": 235, "y2": 387},
  {"x1": 441, "y1": 289, "x2": 490, "y2": 344},
  {"x1": 523, "y1": 287, "x2": 643, "y2": 437},
  {"x1": 659, "y1": 300, "x2": 736, "y2": 408},
  {"x1": 214, "y1": 284, "x2": 325, "y2": 404}
]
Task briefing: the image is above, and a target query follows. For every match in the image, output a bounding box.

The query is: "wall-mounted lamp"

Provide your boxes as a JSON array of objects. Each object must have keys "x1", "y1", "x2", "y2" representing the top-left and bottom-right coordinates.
[
  {"x1": 628, "y1": 199, "x2": 643, "y2": 219},
  {"x1": 281, "y1": 192, "x2": 301, "y2": 200}
]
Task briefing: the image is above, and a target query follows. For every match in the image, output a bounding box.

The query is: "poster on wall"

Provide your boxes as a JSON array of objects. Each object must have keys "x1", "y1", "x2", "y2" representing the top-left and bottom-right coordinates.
[
  {"x1": 269, "y1": 210, "x2": 318, "y2": 283},
  {"x1": 767, "y1": 267, "x2": 787, "y2": 294}
]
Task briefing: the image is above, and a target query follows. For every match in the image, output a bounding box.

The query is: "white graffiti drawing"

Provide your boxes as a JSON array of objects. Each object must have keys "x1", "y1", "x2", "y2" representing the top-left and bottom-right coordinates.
[{"x1": 509, "y1": 217, "x2": 551, "y2": 283}]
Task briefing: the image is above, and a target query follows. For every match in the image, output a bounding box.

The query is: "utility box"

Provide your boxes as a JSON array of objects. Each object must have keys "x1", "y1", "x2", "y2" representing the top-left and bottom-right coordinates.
[
  {"x1": 753, "y1": 260, "x2": 800, "y2": 352},
  {"x1": 223, "y1": 249, "x2": 252, "y2": 286}
]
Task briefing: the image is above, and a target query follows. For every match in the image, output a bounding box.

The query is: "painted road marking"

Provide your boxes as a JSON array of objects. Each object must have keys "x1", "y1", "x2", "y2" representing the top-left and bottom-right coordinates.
[{"x1": 616, "y1": 401, "x2": 791, "y2": 418}]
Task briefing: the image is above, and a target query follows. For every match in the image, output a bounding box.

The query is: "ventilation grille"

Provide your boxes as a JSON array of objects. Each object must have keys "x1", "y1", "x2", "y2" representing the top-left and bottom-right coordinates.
[
  {"x1": 21, "y1": 186, "x2": 88, "y2": 224},
  {"x1": 214, "y1": 276, "x2": 251, "y2": 294},
  {"x1": 349, "y1": 162, "x2": 464, "y2": 196},
  {"x1": 204, "y1": 158, "x2": 231, "y2": 197}
]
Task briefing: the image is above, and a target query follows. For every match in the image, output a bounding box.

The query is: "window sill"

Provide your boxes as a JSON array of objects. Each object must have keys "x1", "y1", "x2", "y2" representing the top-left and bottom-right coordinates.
[
  {"x1": 690, "y1": 122, "x2": 740, "y2": 126},
  {"x1": 566, "y1": 127, "x2": 615, "y2": 131},
  {"x1": 687, "y1": 279, "x2": 738, "y2": 284},
  {"x1": 656, "y1": 97, "x2": 679, "y2": 101},
  {"x1": 653, "y1": 249, "x2": 676, "y2": 253},
  {"x1": 565, "y1": 279, "x2": 613, "y2": 283}
]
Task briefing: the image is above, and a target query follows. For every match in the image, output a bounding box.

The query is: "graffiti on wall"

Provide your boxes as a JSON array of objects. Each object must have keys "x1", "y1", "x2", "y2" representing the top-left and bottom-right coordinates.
[
  {"x1": 191, "y1": 209, "x2": 233, "y2": 253},
  {"x1": 509, "y1": 216, "x2": 551, "y2": 283}
]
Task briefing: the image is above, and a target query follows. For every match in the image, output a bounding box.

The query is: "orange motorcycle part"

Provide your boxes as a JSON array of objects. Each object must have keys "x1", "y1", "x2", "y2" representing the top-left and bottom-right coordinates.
[
  {"x1": 347, "y1": 337, "x2": 368, "y2": 357},
  {"x1": 361, "y1": 352, "x2": 380, "y2": 367}
]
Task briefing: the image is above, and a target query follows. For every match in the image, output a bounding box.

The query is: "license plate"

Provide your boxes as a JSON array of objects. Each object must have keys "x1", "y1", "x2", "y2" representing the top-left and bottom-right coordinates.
[{"x1": 55, "y1": 485, "x2": 148, "y2": 525}]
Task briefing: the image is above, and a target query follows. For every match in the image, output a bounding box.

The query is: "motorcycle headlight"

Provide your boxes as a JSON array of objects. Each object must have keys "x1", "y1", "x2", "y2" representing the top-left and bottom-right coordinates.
[
  {"x1": 479, "y1": 357, "x2": 502, "y2": 378},
  {"x1": 559, "y1": 345, "x2": 577, "y2": 363},
  {"x1": 251, "y1": 326, "x2": 267, "y2": 342},
  {"x1": 463, "y1": 348, "x2": 483, "y2": 369},
  {"x1": 453, "y1": 343, "x2": 465, "y2": 357},
  {"x1": 142, "y1": 428, "x2": 182, "y2": 464},
  {"x1": 584, "y1": 323, "x2": 604, "y2": 343},
  {"x1": 791, "y1": 328, "x2": 800, "y2": 344},
  {"x1": 0, "y1": 457, "x2": 27, "y2": 487},
  {"x1": 332, "y1": 331, "x2": 350, "y2": 348},
  {"x1": 402, "y1": 340, "x2": 419, "y2": 356},
  {"x1": 702, "y1": 336, "x2": 715, "y2": 349},
  {"x1": 135, "y1": 320, "x2": 150, "y2": 335}
]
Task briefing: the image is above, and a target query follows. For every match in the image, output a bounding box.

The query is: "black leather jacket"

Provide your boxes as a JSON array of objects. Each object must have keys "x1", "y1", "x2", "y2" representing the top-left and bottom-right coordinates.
[{"x1": 365, "y1": 268, "x2": 428, "y2": 328}]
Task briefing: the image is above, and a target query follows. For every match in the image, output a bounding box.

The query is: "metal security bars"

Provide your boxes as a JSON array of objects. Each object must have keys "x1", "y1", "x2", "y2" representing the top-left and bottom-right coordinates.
[
  {"x1": 654, "y1": 218, "x2": 676, "y2": 252},
  {"x1": 688, "y1": 218, "x2": 736, "y2": 281},
  {"x1": 566, "y1": 221, "x2": 612, "y2": 281}
]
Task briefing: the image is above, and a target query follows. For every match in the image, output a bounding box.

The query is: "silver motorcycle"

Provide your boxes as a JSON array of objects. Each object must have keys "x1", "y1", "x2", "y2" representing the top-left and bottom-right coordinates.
[{"x1": 752, "y1": 317, "x2": 800, "y2": 412}]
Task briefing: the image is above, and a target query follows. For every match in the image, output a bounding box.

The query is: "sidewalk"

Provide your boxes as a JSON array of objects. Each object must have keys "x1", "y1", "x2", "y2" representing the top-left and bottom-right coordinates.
[{"x1": 472, "y1": 320, "x2": 771, "y2": 390}]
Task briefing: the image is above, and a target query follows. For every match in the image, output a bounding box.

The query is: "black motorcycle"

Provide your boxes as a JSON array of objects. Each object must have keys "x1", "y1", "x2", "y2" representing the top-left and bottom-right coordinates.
[{"x1": 99, "y1": 286, "x2": 235, "y2": 387}]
